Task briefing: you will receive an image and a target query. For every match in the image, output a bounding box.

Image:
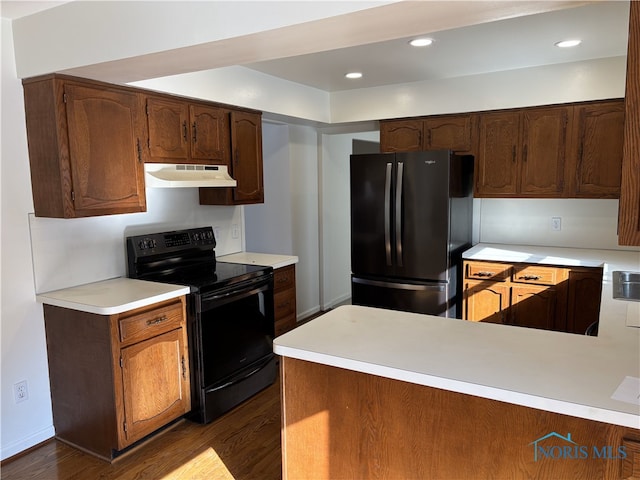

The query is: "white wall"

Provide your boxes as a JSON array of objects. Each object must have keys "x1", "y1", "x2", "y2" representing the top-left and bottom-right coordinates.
[{"x1": 320, "y1": 129, "x2": 379, "y2": 309}]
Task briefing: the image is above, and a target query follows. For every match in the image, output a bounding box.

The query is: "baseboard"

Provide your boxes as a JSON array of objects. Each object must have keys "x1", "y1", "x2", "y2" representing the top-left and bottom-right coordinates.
[
  {"x1": 322, "y1": 293, "x2": 351, "y2": 310},
  {"x1": 1, "y1": 426, "x2": 55, "y2": 462}
]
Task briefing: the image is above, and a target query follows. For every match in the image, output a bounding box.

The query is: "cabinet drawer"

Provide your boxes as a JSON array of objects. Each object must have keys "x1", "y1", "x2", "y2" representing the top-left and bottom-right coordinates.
[
  {"x1": 275, "y1": 314, "x2": 297, "y2": 337},
  {"x1": 274, "y1": 265, "x2": 295, "y2": 293},
  {"x1": 274, "y1": 288, "x2": 296, "y2": 320},
  {"x1": 465, "y1": 262, "x2": 512, "y2": 282},
  {"x1": 512, "y1": 266, "x2": 566, "y2": 286},
  {"x1": 119, "y1": 299, "x2": 184, "y2": 345}
]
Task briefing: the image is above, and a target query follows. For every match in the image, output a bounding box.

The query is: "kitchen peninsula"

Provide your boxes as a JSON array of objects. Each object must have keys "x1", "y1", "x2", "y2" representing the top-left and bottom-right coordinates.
[{"x1": 274, "y1": 247, "x2": 640, "y2": 479}]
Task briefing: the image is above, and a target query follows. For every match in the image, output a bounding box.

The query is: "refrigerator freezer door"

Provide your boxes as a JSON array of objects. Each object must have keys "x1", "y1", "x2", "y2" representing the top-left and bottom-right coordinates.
[
  {"x1": 352, "y1": 276, "x2": 451, "y2": 317},
  {"x1": 350, "y1": 154, "x2": 397, "y2": 277},
  {"x1": 396, "y1": 151, "x2": 451, "y2": 281}
]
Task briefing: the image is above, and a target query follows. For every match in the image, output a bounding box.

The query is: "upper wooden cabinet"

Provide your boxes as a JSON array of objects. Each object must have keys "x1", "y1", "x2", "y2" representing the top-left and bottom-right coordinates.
[
  {"x1": 23, "y1": 75, "x2": 147, "y2": 218},
  {"x1": 476, "y1": 106, "x2": 570, "y2": 197},
  {"x1": 380, "y1": 114, "x2": 475, "y2": 154},
  {"x1": 199, "y1": 110, "x2": 264, "y2": 205},
  {"x1": 475, "y1": 101, "x2": 623, "y2": 198},
  {"x1": 619, "y1": 0, "x2": 640, "y2": 246},
  {"x1": 568, "y1": 101, "x2": 625, "y2": 198},
  {"x1": 146, "y1": 96, "x2": 230, "y2": 165}
]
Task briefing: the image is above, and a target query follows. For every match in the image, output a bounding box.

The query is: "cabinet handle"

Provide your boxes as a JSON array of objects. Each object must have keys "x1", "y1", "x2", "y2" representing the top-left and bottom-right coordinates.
[
  {"x1": 181, "y1": 356, "x2": 187, "y2": 380},
  {"x1": 192, "y1": 122, "x2": 197, "y2": 143},
  {"x1": 518, "y1": 275, "x2": 541, "y2": 281},
  {"x1": 136, "y1": 139, "x2": 142, "y2": 163},
  {"x1": 146, "y1": 315, "x2": 168, "y2": 326},
  {"x1": 277, "y1": 300, "x2": 291, "y2": 309},
  {"x1": 472, "y1": 271, "x2": 494, "y2": 277},
  {"x1": 182, "y1": 121, "x2": 188, "y2": 141}
]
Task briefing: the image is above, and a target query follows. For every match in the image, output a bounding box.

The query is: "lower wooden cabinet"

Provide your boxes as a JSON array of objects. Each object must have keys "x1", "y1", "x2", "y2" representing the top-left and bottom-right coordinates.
[
  {"x1": 43, "y1": 297, "x2": 190, "y2": 460},
  {"x1": 274, "y1": 264, "x2": 297, "y2": 336},
  {"x1": 463, "y1": 260, "x2": 601, "y2": 334}
]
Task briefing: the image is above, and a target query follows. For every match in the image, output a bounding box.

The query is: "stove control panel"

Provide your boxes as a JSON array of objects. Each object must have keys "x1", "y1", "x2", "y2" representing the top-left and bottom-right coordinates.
[{"x1": 127, "y1": 227, "x2": 216, "y2": 256}]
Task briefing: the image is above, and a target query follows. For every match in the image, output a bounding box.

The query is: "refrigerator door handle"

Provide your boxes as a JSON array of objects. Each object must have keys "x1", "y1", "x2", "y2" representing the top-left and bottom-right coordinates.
[
  {"x1": 395, "y1": 161, "x2": 404, "y2": 267},
  {"x1": 384, "y1": 162, "x2": 393, "y2": 266},
  {"x1": 353, "y1": 277, "x2": 446, "y2": 292}
]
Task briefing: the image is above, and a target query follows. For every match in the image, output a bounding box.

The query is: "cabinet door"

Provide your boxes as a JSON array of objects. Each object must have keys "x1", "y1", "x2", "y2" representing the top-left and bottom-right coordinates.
[
  {"x1": 64, "y1": 83, "x2": 146, "y2": 216},
  {"x1": 380, "y1": 120, "x2": 423, "y2": 152},
  {"x1": 510, "y1": 285, "x2": 557, "y2": 330},
  {"x1": 190, "y1": 104, "x2": 229, "y2": 164},
  {"x1": 463, "y1": 280, "x2": 510, "y2": 324},
  {"x1": 120, "y1": 328, "x2": 190, "y2": 446},
  {"x1": 520, "y1": 107, "x2": 569, "y2": 196},
  {"x1": 566, "y1": 268, "x2": 603, "y2": 334},
  {"x1": 475, "y1": 111, "x2": 520, "y2": 196},
  {"x1": 424, "y1": 115, "x2": 474, "y2": 153},
  {"x1": 619, "y1": 0, "x2": 640, "y2": 245},
  {"x1": 230, "y1": 110, "x2": 264, "y2": 203},
  {"x1": 146, "y1": 96, "x2": 189, "y2": 161},
  {"x1": 573, "y1": 101, "x2": 625, "y2": 198}
]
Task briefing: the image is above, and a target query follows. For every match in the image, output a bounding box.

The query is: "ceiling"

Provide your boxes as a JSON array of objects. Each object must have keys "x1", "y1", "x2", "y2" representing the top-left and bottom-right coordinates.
[
  {"x1": 1, "y1": 1, "x2": 630, "y2": 93},
  {"x1": 245, "y1": 1, "x2": 629, "y2": 92}
]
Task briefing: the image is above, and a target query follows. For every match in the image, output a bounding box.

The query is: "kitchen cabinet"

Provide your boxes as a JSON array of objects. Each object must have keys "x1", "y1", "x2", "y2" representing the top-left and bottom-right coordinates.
[
  {"x1": 475, "y1": 106, "x2": 570, "y2": 197},
  {"x1": 619, "y1": 0, "x2": 640, "y2": 246},
  {"x1": 274, "y1": 264, "x2": 297, "y2": 336},
  {"x1": 380, "y1": 114, "x2": 475, "y2": 153},
  {"x1": 22, "y1": 75, "x2": 147, "y2": 218},
  {"x1": 199, "y1": 110, "x2": 264, "y2": 205},
  {"x1": 145, "y1": 95, "x2": 230, "y2": 165},
  {"x1": 568, "y1": 101, "x2": 625, "y2": 198},
  {"x1": 566, "y1": 267, "x2": 603, "y2": 335},
  {"x1": 43, "y1": 297, "x2": 190, "y2": 460},
  {"x1": 463, "y1": 260, "x2": 601, "y2": 334}
]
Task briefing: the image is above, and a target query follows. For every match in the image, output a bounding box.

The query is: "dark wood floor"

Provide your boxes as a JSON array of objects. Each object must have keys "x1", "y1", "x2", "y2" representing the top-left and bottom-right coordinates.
[{"x1": 1, "y1": 379, "x2": 282, "y2": 480}]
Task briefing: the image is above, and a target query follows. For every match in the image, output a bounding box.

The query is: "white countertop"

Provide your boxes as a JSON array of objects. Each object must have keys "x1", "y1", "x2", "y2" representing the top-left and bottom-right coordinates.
[
  {"x1": 36, "y1": 277, "x2": 190, "y2": 315},
  {"x1": 274, "y1": 244, "x2": 640, "y2": 429},
  {"x1": 218, "y1": 252, "x2": 298, "y2": 269}
]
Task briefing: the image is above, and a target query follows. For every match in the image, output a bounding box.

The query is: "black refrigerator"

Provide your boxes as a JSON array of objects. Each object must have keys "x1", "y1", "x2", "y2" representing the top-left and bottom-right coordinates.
[{"x1": 350, "y1": 150, "x2": 473, "y2": 318}]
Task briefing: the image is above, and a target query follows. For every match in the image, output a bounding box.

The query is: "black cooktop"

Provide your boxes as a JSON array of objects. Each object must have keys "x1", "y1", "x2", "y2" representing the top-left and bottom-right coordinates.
[{"x1": 126, "y1": 227, "x2": 272, "y2": 293}]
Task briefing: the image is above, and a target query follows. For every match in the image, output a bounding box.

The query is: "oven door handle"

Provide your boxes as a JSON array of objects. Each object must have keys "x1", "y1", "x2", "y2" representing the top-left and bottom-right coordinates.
[
  {"x1": 198, "y1": 276, "x2": 272, "y2": 311},
  {"x1": 205, "y1": 355, "x2": 274, "y2": 394},
  {"x1": 202, "y1": 283, "x2": 268, "y2": 303}
]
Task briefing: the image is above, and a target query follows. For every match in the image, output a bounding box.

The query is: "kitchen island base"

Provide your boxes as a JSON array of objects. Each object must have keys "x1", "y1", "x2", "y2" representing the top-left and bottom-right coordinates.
[{"x1": 280, "y1": 357, "x2": 639, "y2": 479}]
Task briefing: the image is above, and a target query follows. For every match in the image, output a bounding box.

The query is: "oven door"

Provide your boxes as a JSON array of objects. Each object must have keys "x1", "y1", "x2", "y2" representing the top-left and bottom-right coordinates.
[{"x1": 190, "y1": 274, "x2": 276, "y2": 423}]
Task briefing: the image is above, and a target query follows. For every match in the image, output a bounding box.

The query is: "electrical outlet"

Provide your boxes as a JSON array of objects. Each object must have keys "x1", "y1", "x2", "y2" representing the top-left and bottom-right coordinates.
[
  {"x1": 213, "y1": 226, "x2": 221, "y2": 242},
  {"x1": 551, "y1": 216, "x2": 562, "y2": 231},
  {"x1": 13, "y1": 380, "x2": 28, "y2": 404},
  {"x1": 232, "y1": 224, "x2": 240, "y2": 239}
]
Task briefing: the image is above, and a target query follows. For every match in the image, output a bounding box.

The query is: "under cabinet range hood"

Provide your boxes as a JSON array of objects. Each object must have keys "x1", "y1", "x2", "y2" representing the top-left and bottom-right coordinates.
[{"x1": 144, "y1": 163, "x2": 237, "y2": 188}]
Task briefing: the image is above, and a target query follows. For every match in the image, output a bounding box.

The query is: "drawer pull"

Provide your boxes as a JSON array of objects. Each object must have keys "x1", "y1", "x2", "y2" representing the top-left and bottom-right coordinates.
[
  {"x1": 146, "y1": 315, "x2": 168, "y2": 326},
  {"x1": 277, "y1": 301, "x2": 291, "y2": 309},
  {"x1": 519, "y1": 275, "x2": 541, "y2": 281},
  {"x1": 472, "y1": 271, "x2": 495, "y2": 277}
]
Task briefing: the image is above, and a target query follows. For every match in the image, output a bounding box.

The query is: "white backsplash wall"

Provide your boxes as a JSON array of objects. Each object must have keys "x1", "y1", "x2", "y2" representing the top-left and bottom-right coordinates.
[
  {"x1": 29, "y1": 188, "x2": 243, "y2": 294},
  {"x1": 478, "y1": 198, "x2": 633, "y2": 250}
]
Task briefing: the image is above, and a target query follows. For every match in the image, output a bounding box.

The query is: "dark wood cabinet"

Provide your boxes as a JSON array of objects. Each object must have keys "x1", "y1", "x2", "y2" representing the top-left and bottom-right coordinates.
[
  {"x1": 463, "y1": 260, "x2": 598, "y2": 334},
  {"x1": 43, "y1": 297, "x2": 190, "y2": 460},
  {"x1": 570, "y1": 101, "x2": 625, "y2": 198},
  {"x1": 566, "y1": 267, "x2": 603, "y2": 334},
  {"x1": 476, "y1": 106, "x2": 570, "y2": 197},
  {"x1": 274, "y1": 264, "x2": 297, "y2": 337},
  {"x1": 146, "y1": 96, "x2": 229, "y2": 165},
  {"x1": 23, "y1": 75, "x2": 147, "y2": 218},
  {"x1": 199, "y1": 110, "x2": 264, "y2": 205},
  {"x1": 619, "y1": 0, "x2": 640, "y2": 246},
  {"x1": 380, "y1": 114, "x2": 474, "y2": 154},
  {"x1": 475, "y1": 111, "x2": 520, "y2": 196}
]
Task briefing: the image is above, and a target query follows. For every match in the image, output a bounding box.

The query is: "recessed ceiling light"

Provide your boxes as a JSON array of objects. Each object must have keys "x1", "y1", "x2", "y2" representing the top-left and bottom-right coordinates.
[
  {"x1": 345, "y1": 72, "x2": 363, "y2": 79},
  {"x1": 409, "y1": 38, "x2": 434, "y2": 47},
  {"x1": 554, "y1": 39, "x2": 581, "y2": 48}
]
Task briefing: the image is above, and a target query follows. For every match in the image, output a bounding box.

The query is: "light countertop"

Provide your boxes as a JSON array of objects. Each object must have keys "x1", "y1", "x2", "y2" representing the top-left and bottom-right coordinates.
[
  {"x1": 274, "y1": 245, "x2": 640, "y2": 429},
  {"x1": 218, "y1": 252, "x2": 298, "y2": 269},
  {"x1": 36, "y1": 277, "x2": 190, "y2": 315}
]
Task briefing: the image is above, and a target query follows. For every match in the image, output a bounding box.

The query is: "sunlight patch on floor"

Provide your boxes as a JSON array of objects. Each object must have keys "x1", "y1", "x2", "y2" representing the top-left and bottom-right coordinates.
[{"x1": 161, "y1": 447, "x2": 235, "y2": 480}]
